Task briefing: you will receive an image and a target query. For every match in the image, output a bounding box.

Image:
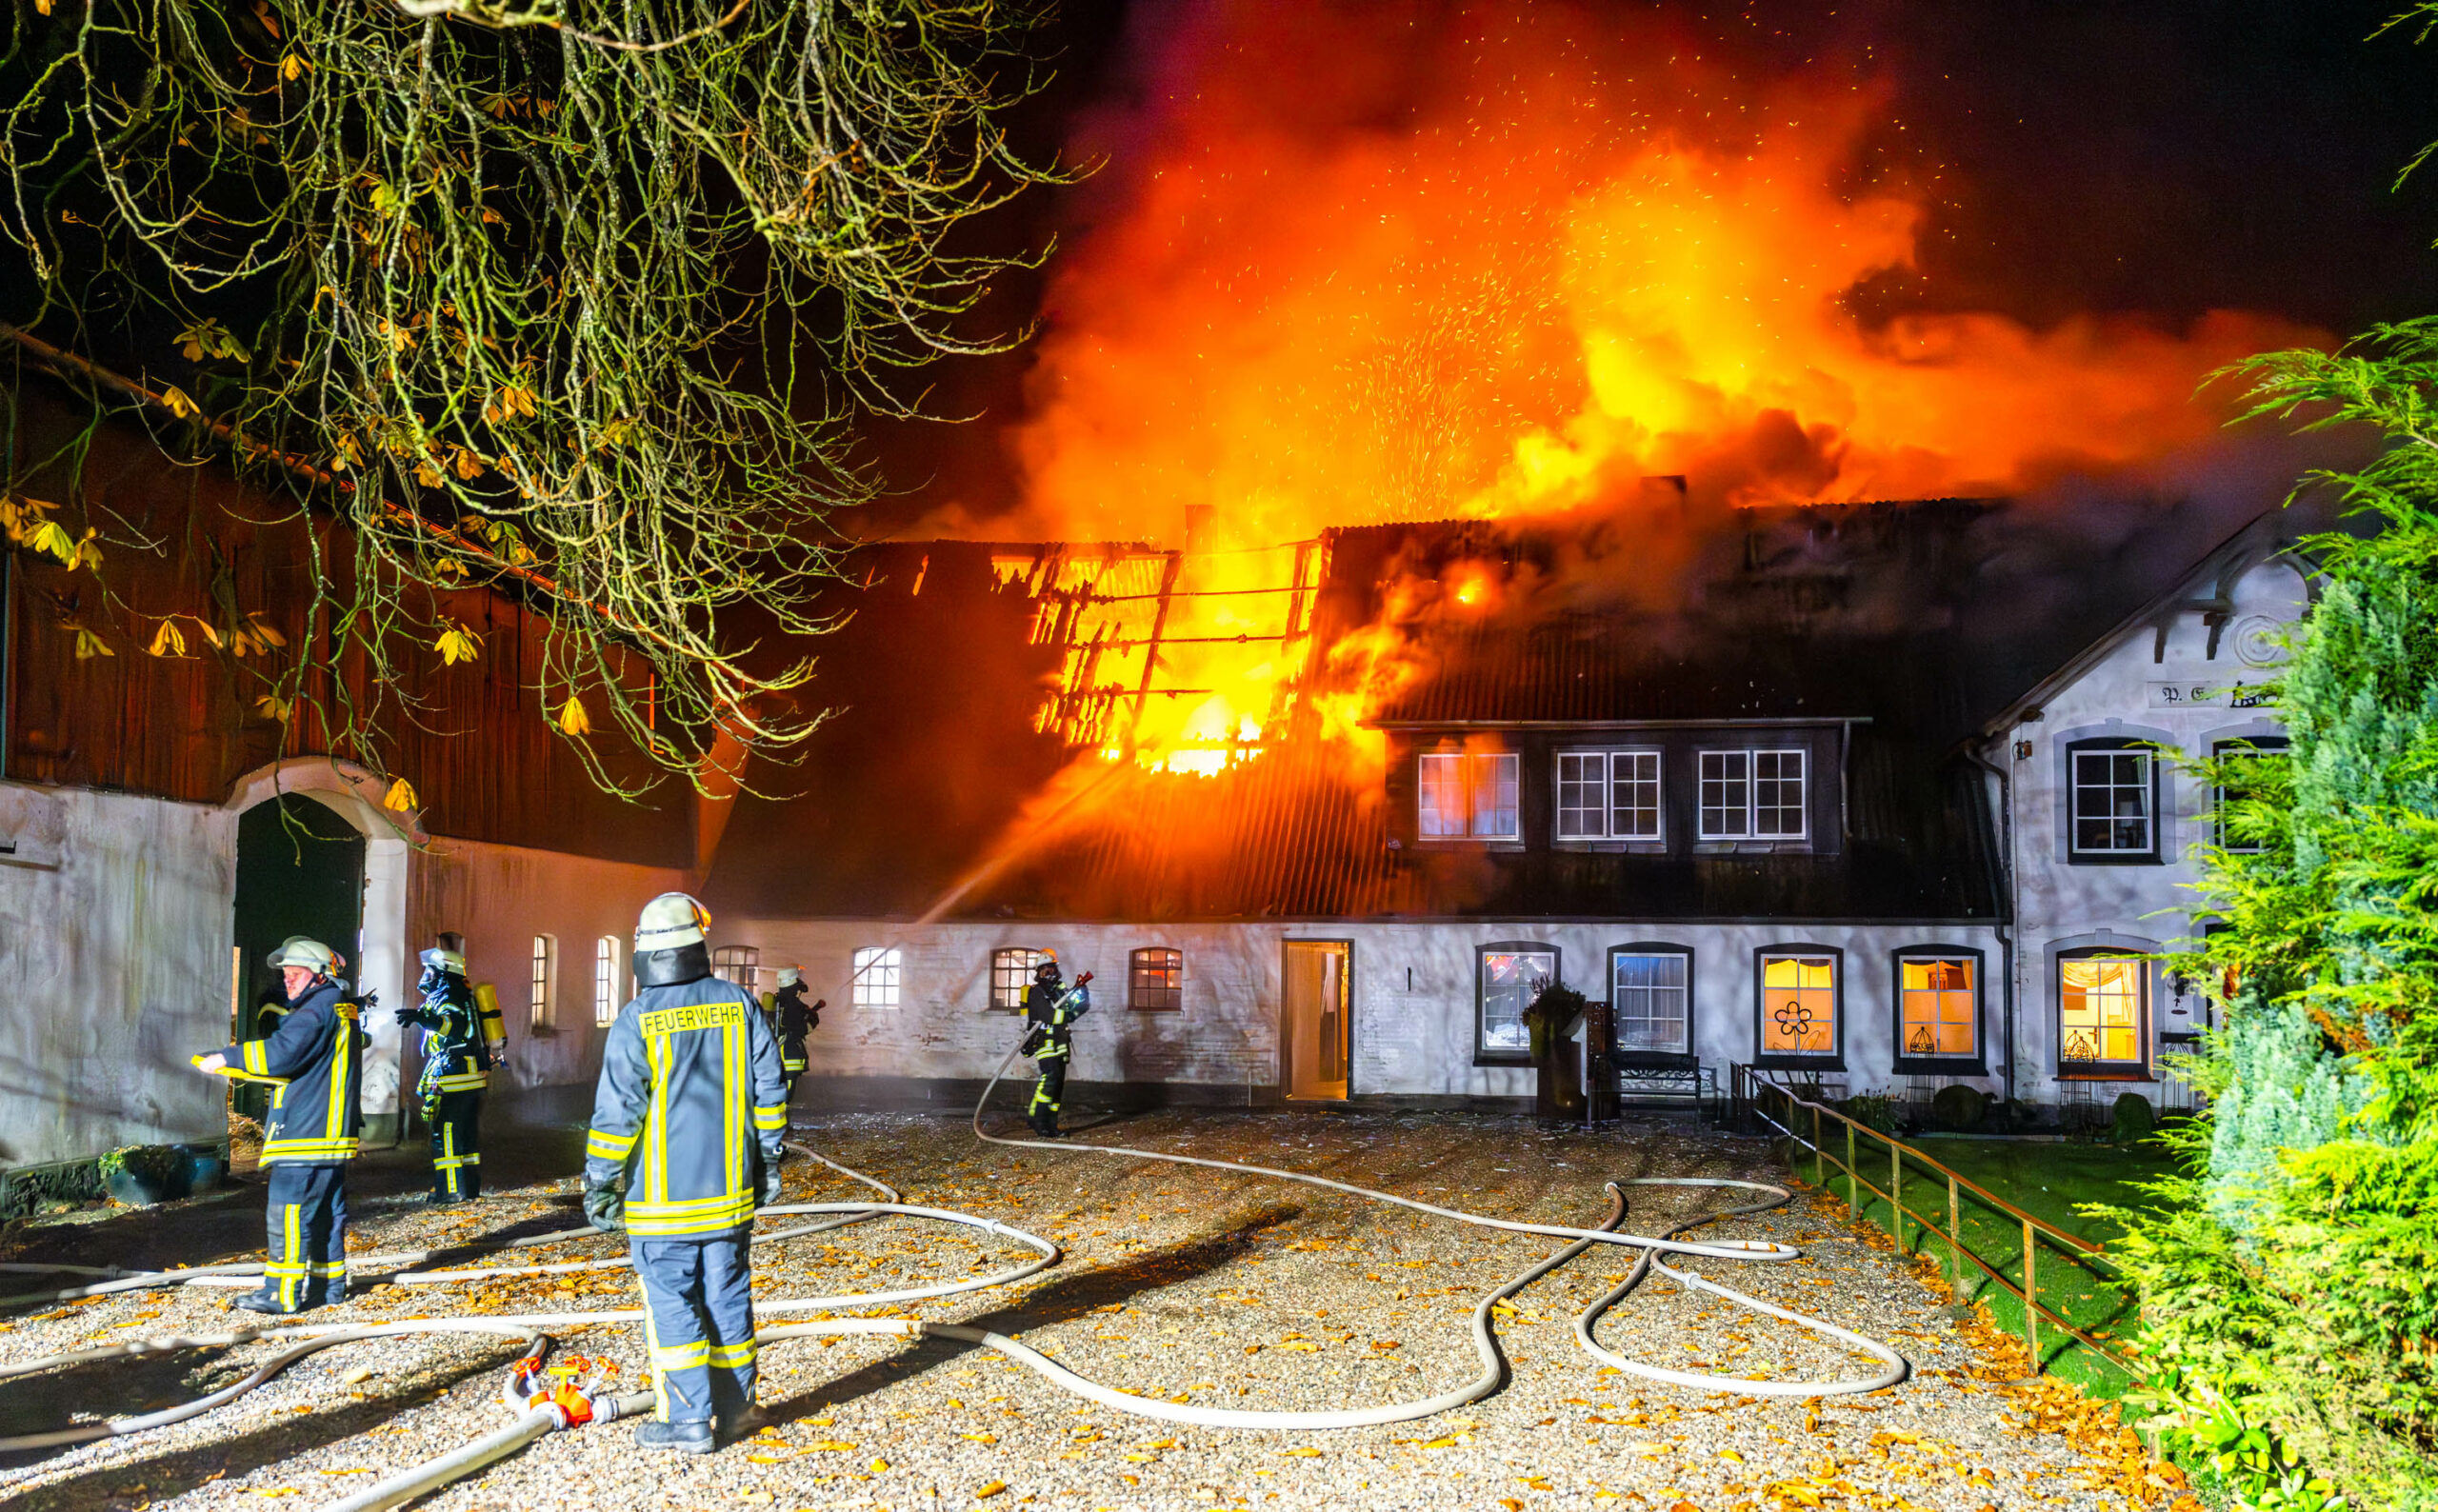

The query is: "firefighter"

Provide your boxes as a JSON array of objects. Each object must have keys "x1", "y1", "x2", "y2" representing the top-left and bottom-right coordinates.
[
  {"x1": 191, "y1": 937, "x2": 365, "y2": 1315},
  {"x1": 584, "y1": 893, "x2": 787, "y2": 1454},
  {"x1": 396, "y1": 933, "x2": 490, "y2": 1203},
  {"x1": 1020, "y1": 955, "x2": 1091, "y2": 1139},
  {"x1": 232, "y1": 969, "x2": 291, "y2": 1125},
  {"x1": 761, "y1": 966, "x2": 819, "y2": 1101}
]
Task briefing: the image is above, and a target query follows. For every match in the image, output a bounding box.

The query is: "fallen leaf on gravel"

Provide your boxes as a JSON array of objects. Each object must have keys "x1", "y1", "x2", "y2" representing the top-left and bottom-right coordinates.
[
  {"x1": 961, "y1": 1432, "x2": 998, "y2": 1444},
  {"x1": 1275, "y1": 1342, "x2": 1319, "y2": 1352},
  {"x1": 1499, "y1": 1502, "x2": 1523, "y2": 1511},
  {"x1": 868, "y1": 1459, "x2": 889, "y2": 1473},
  {"x1": 340, "y1": 1367, "x2": 376, "y2": 1385},
  {"x1": 1369, "y1": 1340, "x2": 1402, "y2": 1350},
  {"x1": 315, "y1": 1468, "x2": 370, "y2": 1476},
  {"x1": 250, "y1": 1492, "x2": 300, "y2": 1500},
  {"x1": 976, "y1": 1482, "x2": 1007, "y2": 1499},
  {"x1": 1281, "y1": 1447, "x2": 1321, "y2": 1458},
  {"x1": 1669, "y1": 1502, "x2": 1700, "y2": 1512},
  {"x1": 1718, "y1": 1448, "x2": 1744, "y2": 1462},
  {"x1": 1124, "y1": 1452, "x2": 1157, "y2": 1462}
]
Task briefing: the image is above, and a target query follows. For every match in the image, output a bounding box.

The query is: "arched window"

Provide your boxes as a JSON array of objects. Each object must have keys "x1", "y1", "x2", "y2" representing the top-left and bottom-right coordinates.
[
  {"x1": 1129, "y1": 948, "x2": 1184, "y2": 1011},
  {"x1": 592, "y1": 936, "x2": 621, "y2": 1026},
  {"x1": 529, "y1": 934, "x2": 556, "y2": 1029},
  {"x1": 989, "y1": 947, "x2": 1047, "y2": 1011},
  {"x1": 711, "y1": 945, "x2": 761, "y2": 992}
]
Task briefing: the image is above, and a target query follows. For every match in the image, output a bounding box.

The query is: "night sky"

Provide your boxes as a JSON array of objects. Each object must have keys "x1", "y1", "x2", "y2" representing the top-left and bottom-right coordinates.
[{"x1": 857, "y1": 0, "x2": 2438, "y2": 536}]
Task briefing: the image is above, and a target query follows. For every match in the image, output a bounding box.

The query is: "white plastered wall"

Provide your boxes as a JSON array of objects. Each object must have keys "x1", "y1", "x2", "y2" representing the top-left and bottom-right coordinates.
[
  {"x1": 0, "y1": 783, "x2": 235, "y2": 1167},
  {"x1": 1990, "y1": 555, "x2": 2308, "y2": 1105}
]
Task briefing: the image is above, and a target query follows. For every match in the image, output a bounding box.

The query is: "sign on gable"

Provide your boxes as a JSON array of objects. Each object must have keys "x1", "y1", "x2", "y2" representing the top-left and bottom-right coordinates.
[{"x1": 2146, "y1": 681, "x2": 2274, "y2": 710}]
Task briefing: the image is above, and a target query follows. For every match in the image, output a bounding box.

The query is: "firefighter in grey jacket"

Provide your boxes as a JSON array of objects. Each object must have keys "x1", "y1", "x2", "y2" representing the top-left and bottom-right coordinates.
[
  {"x1": 583, "y1": 893, "x2": 788, "y2": 1454},
  {"x1": 192, "y1": 937, "x2": 365, "y2": 1314}
]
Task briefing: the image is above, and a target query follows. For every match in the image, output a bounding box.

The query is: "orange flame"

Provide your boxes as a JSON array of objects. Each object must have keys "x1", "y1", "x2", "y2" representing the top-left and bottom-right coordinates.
[{"x1": 962, "y1": 10, "x2": 2320, "y2": 771}]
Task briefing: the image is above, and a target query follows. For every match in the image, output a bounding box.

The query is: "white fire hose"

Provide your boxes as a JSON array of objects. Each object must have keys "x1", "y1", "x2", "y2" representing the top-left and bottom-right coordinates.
[{"x1": 0, "y1": 1057, "x2": 1905, "y2": 1509}]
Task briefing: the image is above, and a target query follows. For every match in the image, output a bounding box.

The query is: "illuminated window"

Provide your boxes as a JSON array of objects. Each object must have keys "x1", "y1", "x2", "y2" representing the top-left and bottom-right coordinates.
[
  {"x1": 1554, "y1": 750, "x2": 1663, "y2": 842},
  {"x1": 1418, "y1": 751, "x2": 1519, "y2": 840},
  {"x1": 1699, "y1": 749, "x2": 1807, "y2": 840},
  {"x1": 852, "y1": 946, "x2": 902, "y2": 1010},
  {"x1": 529, "y1": 934, "x2": 555, "y2": 1029},
  {"x1": 592, "y1": 936, "x2": 620, "y2": 1026},
  {"x1": 2060, "y1": 953, "x2": 2146, "y2": 1069},
  {"x1": 1610, "y1": 948, "x2": 1690, "y2": 1055},
  {"x1": 711, "y1": 945, "x2": 761, "y2": 992},
  {"x1": 1477, "y1": 945, "x2": 1557, "y2": 1060},
  {"x1": 2212, "y1": 737, "x2": 2288, "y2": 855},
  {"x1": 1758, "y1": 951, "x2": 1838, "y2": 1060},
  {"x1": 989, "y1": 947, "x2": 1047, "y2": 1011},
  {"x1": 2070, "y1": 743, "x2": 2157, "y2": 858},
  {"x1": 1129, "y1": 947, "x2": 1184, "y2": 1011},
  {"x1": 1897, "y1": 955, "x2": 1978, "y2": 1061}
]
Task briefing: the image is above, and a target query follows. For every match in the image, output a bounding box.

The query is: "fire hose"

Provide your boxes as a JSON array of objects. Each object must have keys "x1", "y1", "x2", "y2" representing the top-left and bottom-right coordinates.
[{"x1": 0, "y1": 1059, "x2": 1906, "y2": 1508}]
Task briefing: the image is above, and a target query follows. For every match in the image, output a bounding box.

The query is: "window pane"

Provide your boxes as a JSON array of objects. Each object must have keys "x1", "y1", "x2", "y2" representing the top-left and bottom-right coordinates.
[
  {"x1": 1612, "y1": 750, "x2": 1662, "y2": 839},
  {"x1": 990, "y1": 947, "x2": 1046, "y2": 1010},
  {"x1": 2061, "y1": 956, "x2": 2142, "y2": 1064},
  {"x1": 530, "y1": 935, "x2": 552, "y2": 1028},
  {"x1": 853, "y1": 946, "x2": 903, "y2": 1009},
  {"x1": 1418, "y1": 753, "x2": 1466, "y2": 838},
  {"x1": 1555, "y1": 752, "x2": 1607, "y2": 840},
  {"x1": 1899, "y1": 957, "x2": 1976, "y2": 1058},
  {"x1": 1471, "y1": 753, "x2": 1520, "y2": 838},
  {"x1": 1752, "y1": 749, "x2": 1806, "y2": 837},
  {"x1": 1480, "y1": 948, "x2": 1555, "y2": 1054},
  {"x1": 2073, "y1": 748, "x2": 2151, "y2": 853},
  {"x1": 1700, "y1": 750, "x2": 1749, "y2": 838},
  {"x1": 2214, "y1": 740, "x2": 2287, "y2": 855},
  {"x1": 1130, "y1": 947, "x2": 1184, "y2": 1010},
  {"x1": 1761, "y1": 954, "x2": 1836, "y2": 1056},
  {"x1": 594, "y1": 937, "x2": 619, "y2": 1026},
  {"x1": 1612, "y1": 950, "x2": 1689, "y2": 1053}
]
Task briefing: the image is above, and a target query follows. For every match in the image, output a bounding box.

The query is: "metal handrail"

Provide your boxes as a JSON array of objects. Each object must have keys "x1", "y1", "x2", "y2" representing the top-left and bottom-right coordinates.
[{"x1": 1730, "y1": 1063, "x2": 2145, "y2": 1382}]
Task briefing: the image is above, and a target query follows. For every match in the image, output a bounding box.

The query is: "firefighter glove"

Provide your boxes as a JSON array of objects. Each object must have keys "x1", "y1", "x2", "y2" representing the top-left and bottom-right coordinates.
[
  {"x1": 1018, "y1": 1025, "x2": 1047, "y2": 1059},
  {"x1": 393, "y1": 1005, "x2": 433, "y2": 1028},
  {"x1": 759, "y1": 1163, "x2": 784, "y2": 1208},
  {"x1": 583, "y1": 1182, "x2": 626, "y2": 1233}
]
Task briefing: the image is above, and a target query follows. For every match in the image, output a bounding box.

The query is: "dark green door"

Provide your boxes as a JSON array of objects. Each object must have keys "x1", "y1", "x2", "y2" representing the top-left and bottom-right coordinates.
[{"x1": 232, "y1": 794, "x2": 366, "y2": 1040}]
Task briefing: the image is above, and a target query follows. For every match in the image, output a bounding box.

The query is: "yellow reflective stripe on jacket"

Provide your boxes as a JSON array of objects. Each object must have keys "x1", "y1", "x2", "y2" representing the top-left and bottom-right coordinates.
[
  {"x1": 724, "y1": 1012, "x2": 744, "y2": 1197},
  {"x1": 706, "y1": 1338, "x2": 757, "y2": 1368},
  {"x1": 624, "y1": 1197, "x2": 756, "y2": 1237},
  {"x1": 432, "y1": 1070, "x2": 490, "y2": 1091},
  {"x1": 261, "y1": 1137, "x2": 360, "y2": 1163},
  {"x1": 244, "y1": 1040, "x2": 270, "y2": 1076},
  {"x1": 326, "y1": 1010, "x2": 353, "y2": 1141},
  {"x1": 751, "y1": 1104, "x2": 788, "y2": 1132},
  {"x1": 644, "y1": 1029, "x2": 669, "y2": 1206},
  {"x1": 586, "y1": 1129, "x2": 637, "y2": 1160}
]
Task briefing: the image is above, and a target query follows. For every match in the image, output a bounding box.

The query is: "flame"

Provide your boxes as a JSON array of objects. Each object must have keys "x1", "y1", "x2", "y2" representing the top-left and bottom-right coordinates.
[{"x1": 961, "y1": 5, "x2": 2321, "y2": 770}]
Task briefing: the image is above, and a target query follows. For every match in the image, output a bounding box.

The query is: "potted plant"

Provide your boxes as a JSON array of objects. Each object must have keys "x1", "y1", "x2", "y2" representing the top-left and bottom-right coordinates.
[
  {"x1": 101, "y1": 1144, "x2": 190, "y2": 1207},
  {"x1": 1524, "y1": 980, "x2": 1589, "y2": 1122}
]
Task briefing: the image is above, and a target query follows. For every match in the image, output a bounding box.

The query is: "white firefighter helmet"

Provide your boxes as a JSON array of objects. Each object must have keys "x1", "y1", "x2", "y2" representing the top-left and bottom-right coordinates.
[
  {"x1": 775, "y1": 965, "x2": 803, "y2": 988},
  {"x1": 419, "y1": 945, "x2": 467, "y2": 974},
  {"x1": 267, "y1": 936, "x2": 342, "y2": 977},
  {"x1": 635, "y1": 891, "x2": 710, "y2": 952}
]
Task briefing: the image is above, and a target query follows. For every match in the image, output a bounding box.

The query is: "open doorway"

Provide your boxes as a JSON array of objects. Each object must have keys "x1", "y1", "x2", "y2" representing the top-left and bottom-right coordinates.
[
  {"x1": 1281, "y1": 940, "x2": 1350, "y2": 1102},
  {"x1": 229, "y1": 795, "x2": 367, "y2": 1150}
]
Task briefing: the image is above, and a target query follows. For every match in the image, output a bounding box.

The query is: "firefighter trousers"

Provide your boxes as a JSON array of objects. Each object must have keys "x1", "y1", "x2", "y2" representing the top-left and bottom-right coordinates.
[
  {"x1": 1029, "y1": 1053, "x2": 1068, "y2": 1127},
  {"x1": 263, "y1": 1163, "x2": 349, "y2": 1311},
  {"x1": 428, "y1": 1089, "x2": 484, "y2": 1199},
  {"x1": 632, "y1": 1234, "x2": 757, "y2": 1424}
]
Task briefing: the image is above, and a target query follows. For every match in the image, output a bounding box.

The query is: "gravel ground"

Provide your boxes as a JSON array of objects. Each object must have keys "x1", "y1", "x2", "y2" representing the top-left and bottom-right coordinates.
[{"x1": 0, "y1": 1107, "x2": 2175, "y2": 1511}]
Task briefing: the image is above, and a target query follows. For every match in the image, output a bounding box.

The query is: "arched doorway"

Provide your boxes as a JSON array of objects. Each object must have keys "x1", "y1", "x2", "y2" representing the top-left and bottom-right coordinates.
[{"x1": 226, "y1": 761, "x2": 421, "y2": 1147}]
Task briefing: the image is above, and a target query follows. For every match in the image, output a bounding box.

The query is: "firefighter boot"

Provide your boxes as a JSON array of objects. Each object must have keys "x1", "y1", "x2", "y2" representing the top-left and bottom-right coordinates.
[
  {"x1": 230, "y1": 1288, "x2": 303, "y2": 1316},
  {"x1": 635, "y1": 1419, "x2": 716, "y2": 1455}
]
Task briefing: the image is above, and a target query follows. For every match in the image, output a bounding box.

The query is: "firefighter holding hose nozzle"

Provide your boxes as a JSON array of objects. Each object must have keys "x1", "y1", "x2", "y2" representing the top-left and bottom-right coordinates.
[
  {"x1": 583, "y1": 892, "x2": 788, "y2": 1454},
  {"x1": 1020, "y1": 956, "x2": 1092, "y2": 1139},
  {"x1": 190, "y1": 937, "x2": 364, "y2": 1315},
  {"x1": 395, "y1": 931, "x2": 490, "y2": 1204},
  {"x1": 761, "y1": 966, "x2": 819, "y2": 1102}
]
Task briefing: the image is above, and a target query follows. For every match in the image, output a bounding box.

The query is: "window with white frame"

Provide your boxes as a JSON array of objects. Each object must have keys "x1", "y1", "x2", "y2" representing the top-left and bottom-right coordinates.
[
  {"x1": 1610, "y1": 948, "x2": 1690, "y2": 1055},
  {"x1": 1554, "y1": 750, "x2": 1663, "y2": 842},
  {"x1": 529, "y1": 934, "x2": 555, "y2": 1029},
  {"x1": 1477, "y1": 945, "x2": 1556, "y2": 1059},
  {"x1": 1417, "y1": 751, "x2": 1519, "y2": 840},
  {"x1": 1897, "y1": 954, "x2": 1978, "y2": 1061},
  {"x1": 989, "y1": 947, "x2": 1047, "y2": 1010},
  {"x1": 2212, "y1": 737, "x2": 2288, "y2": 854},
  {"x1": 592, "y1": 936, "x2": 620, "y2": 1026},
  {"x1": 1698, "y1": 748, "x2": 1807, "y2": 840},
  {"x1": 2070, "y1": 743, "x2": 2157, "y2": 857},
  {"x1": 1758, "y1": 951, "x2": 1837, "y2": 1059},
  {"x1": 2060, "y1": 952, "x2": 2145, "y2": 1068},
  {"x1": 852, "y1": 946, "x2": 903, "y2": 1009},
  {"x1": 711, "y1": 945, "x2": 761, "y2": 992}
]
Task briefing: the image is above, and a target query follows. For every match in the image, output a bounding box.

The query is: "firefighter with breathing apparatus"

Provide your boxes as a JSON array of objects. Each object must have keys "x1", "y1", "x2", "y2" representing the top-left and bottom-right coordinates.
[
  {"x1": 583, "y1": 892, "x2": 788, "y2": 1454},
  {"x1": 395, "y1": 931, "x2": 491, "y2": 1203},
  {"x1": 760, "y1": 966, "x2": 819, "y2": 1102},
  {"x1": 190, "y1": 936, "x2": 365, "y2": 1314},
  {"x1": 1020, "y1": 955, "x2": 1092, "y2": 1139}
]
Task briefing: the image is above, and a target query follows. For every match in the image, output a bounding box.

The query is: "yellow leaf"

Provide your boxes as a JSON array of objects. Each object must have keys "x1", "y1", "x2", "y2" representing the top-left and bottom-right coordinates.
[
  {"x1": 255, "y1": 694, "x2": 292, "y2": 723},
  {"x1": 65, "y1": 528, "x2": 102, "y2": 572},
  {"x1": 804, "y1": 1440, "x2": 853, "y2": 1451},
  {"x1": 72, "y1": 627, "x2": 113, "y2": 660},
  {"x1": 1281, "y1": 1446, "x2": 1322, "y2": 1458},
  {"x1": 1718, "y1": 1448, "x2": 1743, "y2": 1462},
  {"x1": 194, "y1": 617, "x2": 224, "y2": 649},
  {"x1": 146, "y1": 621, "x2": 189, "y2": 658},
  {"x1": 960, "y1": 1432, "x2": 998, "y2": 1444},
  {"x1": 383, "y1": 777, "x2": 418, "y2": 812},
  {"x1": 245, "y1": 610, "x2": 289, "y2": 648},
  {"x1": 281, "y1": 51, "x2": 306, "y2": 81},
  {"x1": 555, "y1": 695, "x2": 591, "y2": 736},
  {"x1": 161, "y1": 385, "x2": 200, "y2": 420},
  {"x1": 452, "y1": 446, "x2": 485, "y2": 481},
  {"x1": 976, "y1": 1483, "x2": 1007, "y2": 1500},
  {"x1": 34, "y1": 0, "x2": 51, "y2": 15},
  {"x1": 434, "y1": 622, "x2": 482, "y2": 666},
  {"x1": 29, "y1": 520, "x2": 73, "y2": 564},
  {"x1": 867, "y1": 1459, "x2": 889, "y2": 1474}
]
